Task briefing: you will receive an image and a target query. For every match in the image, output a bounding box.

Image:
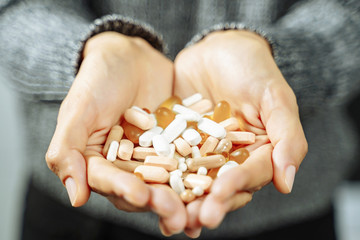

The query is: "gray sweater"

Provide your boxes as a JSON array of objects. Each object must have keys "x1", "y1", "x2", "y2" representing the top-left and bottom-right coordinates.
[{"x1": 1, "y1": 0, "x2": 360, "y2": 238}]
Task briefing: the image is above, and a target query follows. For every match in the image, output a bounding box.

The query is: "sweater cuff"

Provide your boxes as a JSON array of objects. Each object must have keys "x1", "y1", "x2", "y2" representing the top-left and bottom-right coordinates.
[{"x1": 73, "y1": 14, "x2": 167, "y2": 76}]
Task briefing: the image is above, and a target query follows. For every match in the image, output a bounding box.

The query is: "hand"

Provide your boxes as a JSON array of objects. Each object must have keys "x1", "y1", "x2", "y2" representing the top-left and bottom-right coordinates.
[
  {"x1": 46, "y1": 32, "x2": 186, "y2": 235},
  {"x1": 174, "y1": 30, "x2": 308, "y2": 237}
]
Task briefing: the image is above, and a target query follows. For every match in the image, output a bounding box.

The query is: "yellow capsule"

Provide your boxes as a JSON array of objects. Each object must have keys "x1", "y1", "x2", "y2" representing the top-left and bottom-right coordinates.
[
  {"x1": 214, "y1": 138, "x2": 233, "y2": 153},
  {"x1": 207, "y1": 167, "x2": 219, "y2": 179},
  {"x1": 187, "y1": 121, "x2": 198, "y2": 130},
  {"x1": 122, "y1": 120, "x2": 144, "y2": 144},
  {"x1": 180, "y1": 189, "x2": 196, "y2": 203},
  {"x1": 199, "y1": 132, "x2": 209, "y2": 145},
  {"x1": 158, "y1": 96, "x2": 182, "y2": 110},
  {"x1": 230, "y1": 148, "x2": 250, "y2": 164},
  {"x1": 154, "y1": 107, "x2": 176, "y2": 129},
  {"x1": 213, "y1": 100, "x2": 231, "y2": 123},
  {"x1": 203, "y1": 114, "x2": 213, "y2": 120},
  {"x1": 221, "y1": 151, "x2": 230, "y2": 162},
  {"x1": 205, "y1": 152, "x2": 217, "y2": 157}
]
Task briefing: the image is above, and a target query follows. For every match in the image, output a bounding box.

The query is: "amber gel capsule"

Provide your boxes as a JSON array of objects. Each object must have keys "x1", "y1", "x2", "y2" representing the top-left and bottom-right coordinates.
[
  {"x1": 230, "y1": 148, "x2": 250, "y2": 164},
  {"x1": 213, "y1": 100, "x2": 231, "y2": 123},
  {"x1": 158, "y1": 96, "x2": 182, "y2": 110},
  {"x1": 154, "y1": 107, "x2": 176, "y2": 129},
  {"x1": 122, "y1": 120, "x2": 144, "y2": 144},
  {"x1": 214, "y1": 138, "x2": 233, "y2": 153}
]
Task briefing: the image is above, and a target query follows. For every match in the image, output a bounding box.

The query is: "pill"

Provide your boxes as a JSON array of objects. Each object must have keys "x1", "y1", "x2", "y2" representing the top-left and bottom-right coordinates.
[
  {"x1": 182, "y1": 93, "x2": 203, "y2": 106},
  {"x1": 207, "y1": 167, "x2": 219, "y2": 179},
  {"x1": 229, "y1": 148, "x2": 250, "y2": 164},
  {"x1": 170, "y1": 169, "x2": 183, "y2": 177},
  {"x1": 167, "y1": 143, "x2": 176, "y2": 159},
  {"x1": 213, "y1": 100, "x2": 231, "y2": 123},
  {"x1": 217, "y1": 161, "x2": 239, "y2": 177},
  {"x1": 134, "y1": 165, "x2": 169, "y2": 183},
  {"x1": 180, "y1": 189, "x2": 196, "y2": 203},
  {"x1": 184, "y1": 174, "x2": 213, "y2": 191},
  {"x1": 178, "y1": 162, "x2": 188, "y2": 172},
  {"x1": 122, "y1": 120, "x2": 144, "y2": 144},
  {"x1": 192, "y1": 146, "x2": 201, "y2": 158},
  {"x1": 103, "y1": 125, "x2": 124, "y2": 156},
  {"x1": 226, "y1": 131, "x2": 256, "y2": 144},
  {"x1": 113, "y1": 159, "x2": 143, "y2": 172},
  {"x1": 159, "y1": 96, "x2": 182, "y2": 110},
  {"x1": 152, "y1": 135, "x2": 171, "y2": 156},
  {"x1": 117, "y1": 139, "x2": 134, "y2": 160},
  {"x1": 197, "y1": 166, "x2": 208, "y2": 175},
  {"x1": 192, "y1": 186, "x2": 204, "y2": 197},
  {"x1": 214, "y1": 138, "x2": 233, "y2": 153},
  {"x1": 199, "y1": 132, "x2": 209, "y2": 144},
  {"x1": 161, "y1": 117, "x2": 187, "y2": 143},
  {"x1": 172, "y1": 104, "x2": 201, "y2": 121},
  {"x1": 245, "y1": 135, "x2": 270, "y2": 152},
  {"x1": 134, "y1": 172, "x2": 144, "y2": 181},
  {"x1": 174, "y1": 152, "x2": 185, "y2": 163},
  {"x1": 188, "y1": 99, "x2": 213, "y2": 114},
  {"x1": 197, "y1": 118, "x2": 226, "y2": 139},
  {"x1": 175, "y1": 113, "x2": 201, "y2": 122},
  {"x1": 221, "y1": 151, "x2": 230, "y2": 161},
  {"x1": 131, "y1": 106, "x2": 149, "y2": 114},
  {"x1": 182, "y1": 128, "x2": 202, "y2": 146},
  {"x1": 132, "y1": 147, "x2": 157, "y2": 160},
  {"x1": 187, "y1": 154, "x2": 226, "y2": 172},
  {"x1": 106, "y1": 141, "x2": 119, "y2": 162},
  {"x1": 187, "y1": 121, "x2": 198, "y2": 130},
  {"x1": 124, "y1": 108, "x2": 155, "y2": 130},
  {"x1": 173, "y1": 137, "x2": 192, "y2": 156},
  {"x1": 154, "y1": 107, "x2": 176, "y2": 129},
  {"x1": 219, "y1": 117, "x2": 241, "y2": 131},
  {"x1": 144, "y1": 155, "x2": 178, "y2": 171},
  {"x1": 169, "y1": 174, "x2": 185, "y2": 194},
  {"x1": 199, "y1": 136, "x2": 219, "y2": 156},
  {"x1": 139, "y1": 126, "x2": 163, "y2": 147}
]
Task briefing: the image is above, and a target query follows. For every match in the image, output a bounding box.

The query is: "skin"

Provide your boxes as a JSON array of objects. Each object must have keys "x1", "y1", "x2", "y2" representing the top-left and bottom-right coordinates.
[
  {"x1": 46, "y1": 30, "x2": 308, "y2": 238},
  {"x1": 46, "y1": 32, "x2": 186, "y2": 235},
  {"x1": 174, "y1": 30, "x2": 308, "y2": 237}
]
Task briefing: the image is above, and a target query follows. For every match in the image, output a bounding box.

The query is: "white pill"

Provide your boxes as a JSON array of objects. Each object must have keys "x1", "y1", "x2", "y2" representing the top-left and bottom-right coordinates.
[
  {"x1": 197, "y1": 118, "x2": 226, "y2": 139},
  {"x1": 182, "y1": 128, "x2": 202, "y2": 146},
  {"x1": 170, "y1": 169, "x2": 183, "y2": 177},
  {"x1": 167, "y1": 143, "x2": 176, "y2": 159},
  {"x1": 131, "y1": 106, "x2": 148, "y2": 114},
  {"x1": 152, "y1": 135, "x2": 171, "y2": 156},
  {"x1": 192, "y1": 186, "x2": 204, "y2": 197},
  {"x1": 161, "y1": 117, "x2": 187, "y2": 143},
  {"x1": 174, "y1": 152, "x2": 185, "y2": 163},
  {"x1": 197, "y1": 166, "x2": 208, "y2": 175},
  {"x1": 192, "y1": 146, "x2": 201, "y2": 158},
  {"x1": 139, "y1": 126, "x2": 163, "y2": 147},
  {"x1": 169, "y1": 174, "x2": 185, "y2": 194},
  {"x1": 173, "y1": 104, "x2": 201, "y2": 121},
  {"x1": 175, "y1": 113, "x2": 201, "y2": 122},
  {"x1": 106, "y1": 141, "x2": 119, "y2": 162},
  {"x1": 201, "y1": 111, "x2": 214, "y2": 117},
  {"x1": 182, "y1": 93, "x2": 203, "y2": 107},
  {"x1": 217, "y1": 161, "x2": 239, "y2": 177},
  {"x1": 178, "y1": 162, "x2": 188, "y2": 172}
]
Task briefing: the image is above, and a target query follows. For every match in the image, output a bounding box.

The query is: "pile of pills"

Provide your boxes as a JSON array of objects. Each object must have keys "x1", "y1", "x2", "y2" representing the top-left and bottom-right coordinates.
[{"x1": 103, "y1": 93, "x2": 258, "y2": 203}]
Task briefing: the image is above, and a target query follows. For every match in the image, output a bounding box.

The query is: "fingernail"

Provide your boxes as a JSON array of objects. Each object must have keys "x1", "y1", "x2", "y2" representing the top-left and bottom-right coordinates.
[
  {"x1": 190, "y1": 228, "x2": 202, "y2": 238},
  {"x1": 285, "y1": 165, "x2": 296, "y2": 192},
  {"x1": 65, "y1": 177, "x2": 77, "y2": 206}
]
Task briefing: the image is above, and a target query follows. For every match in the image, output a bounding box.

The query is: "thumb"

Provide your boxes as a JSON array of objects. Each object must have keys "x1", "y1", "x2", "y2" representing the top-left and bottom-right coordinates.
[
  {"x1": 262, "y1": 86, "x2": 308, "y2": 194},
  {"x1": 46, "y1": 97, "x2": 92, "y2": 207}
]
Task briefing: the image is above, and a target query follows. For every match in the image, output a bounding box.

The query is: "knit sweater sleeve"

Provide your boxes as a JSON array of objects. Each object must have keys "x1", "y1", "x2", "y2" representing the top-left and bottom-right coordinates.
[
  {"x1": 187, "y1": 0, "x2": 360, "y2": 111},
  {"x1": 0, "y1": 0, "x2": 165, "y2": 101}
]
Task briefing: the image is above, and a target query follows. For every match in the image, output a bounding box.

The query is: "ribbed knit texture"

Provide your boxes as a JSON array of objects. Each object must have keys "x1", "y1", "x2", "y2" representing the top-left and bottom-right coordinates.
[{"x1": 1, "y1": 0, "x2": 360, "y2": 238}]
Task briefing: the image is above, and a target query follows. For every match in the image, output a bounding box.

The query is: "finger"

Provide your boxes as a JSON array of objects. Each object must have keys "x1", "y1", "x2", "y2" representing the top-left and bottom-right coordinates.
[
  {"x1": 151, "y1": 184, "x2": 187, "y2": 236},
  {"x1": 199, "y1": 192, "x2": 253, "y2": 229},
  {"x1": 86, "y1": 155, "x2": 150, "y2": 207},
  {"x1": 261, "y1": 86, "x2": 308, "y2": 193},
  {"x1": 184, "y1": 198, "x2": 203, "y2": 238},
  {"x1": 107, "y1": 195, "x2": 150, "y2": 212},
  {"x1": 244, "y1": 135, "x2": 270, "y2": 153},
  {"x1": 211, "y1": 144, "x2": 273, "y2": 202}
]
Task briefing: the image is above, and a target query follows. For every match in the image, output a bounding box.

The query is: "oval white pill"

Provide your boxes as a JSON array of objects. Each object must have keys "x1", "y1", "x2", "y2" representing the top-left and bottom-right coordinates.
[
  {"x1": 182, "y1": 128, "x2": 202, "y2": 146},
  {"x1": 106, "y1": 141, "x2": 119, "y2": 162},
  {"x1": 173, "y1": 104, "x2": 201, "y2": 121},
  {"x1": 178, "y1": 162, "x2": 188, "y2": 172},
  {"x1": 139, "y1": 126, "x2": 163, "y2": 147},
  {"x1": 161, "y1": 117, "x2": 187, "y2": 143},
  {"x1": 217, "y1": 161, "x2": 239, "y2": 177},
  {"x1": 192, "y1": 186, "x2": 204, "y2": 197},
  {"x1": 182, "y1": 93, "x2": 203, "y2": 107},
  {"x1": 169, "y1": 174, "x2": 185, "y2": 194},
  {"x1": 152, "y1": 135, "x2": 171, "y2": 156},
  {"x1": 197, "y1": 166, "x2": 208, "y2": 175},
  {"x1": 170, "y1": 169, "x2": 183, "y2": 177},
  {"x1": 191, "y1": 146, "x2": 201, "y2": 158},
  {"x1": 197, "y1": 118, "x2": 226, "y2": 139}
]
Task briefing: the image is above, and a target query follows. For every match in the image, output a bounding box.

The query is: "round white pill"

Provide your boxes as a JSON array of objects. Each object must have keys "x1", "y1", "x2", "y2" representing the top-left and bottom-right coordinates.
[
  {"x1": 192, "y1": 186, "x2": 204, "y2": 197},
  {"x1": 197, "y1": 166, "x2": 208, "y2": 175},
  {"x1": 178, "y1": 162, "x2": 188, "y2": 172}
]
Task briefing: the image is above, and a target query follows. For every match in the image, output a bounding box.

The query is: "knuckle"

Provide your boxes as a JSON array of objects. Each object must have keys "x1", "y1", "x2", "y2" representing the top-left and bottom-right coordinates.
[{"x1": 45, "y1": 148, "x2": 62, "y2": 174}]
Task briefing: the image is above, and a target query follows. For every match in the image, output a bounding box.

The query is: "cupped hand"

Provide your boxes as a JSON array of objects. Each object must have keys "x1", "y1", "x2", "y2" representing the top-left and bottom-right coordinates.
[
  {"x1": 46, "y1": 32, "x2": 186, "y2": 235},
  {"x1": 174, "y1": 30, "x2": 308, "y2": 237}
]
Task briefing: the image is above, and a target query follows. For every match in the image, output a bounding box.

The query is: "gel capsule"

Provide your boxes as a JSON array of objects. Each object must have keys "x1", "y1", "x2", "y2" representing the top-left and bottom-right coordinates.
[
  {"x1": 230, "y1": 148, "x2": 250, "y2": 164},
  {"x1": 158, "y1": 96, "x2": 182, "y2": 110},
  {"x1": 213, "y1": 100, "x2": 231, "y2": 123},
  {"x1": 154, "y1": 107, "x2": 176, "y2": 129},
  {"x1": 122, "y1": 120, "x2": 144, "y2": 144},
  {"x1": 214, "y1": 138, "x2": 233, "y2": 153}
]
